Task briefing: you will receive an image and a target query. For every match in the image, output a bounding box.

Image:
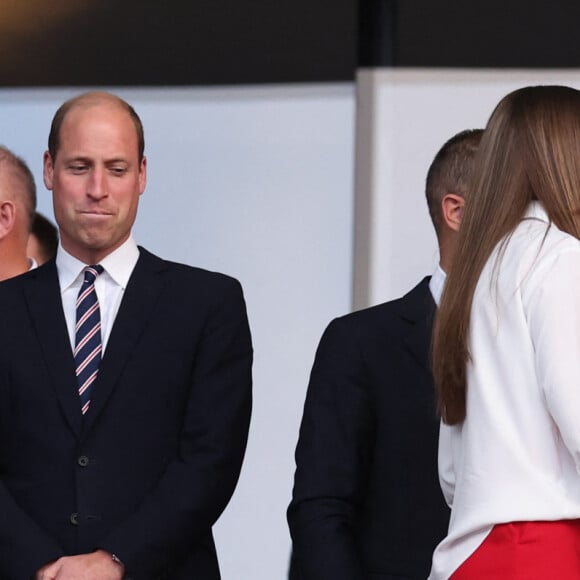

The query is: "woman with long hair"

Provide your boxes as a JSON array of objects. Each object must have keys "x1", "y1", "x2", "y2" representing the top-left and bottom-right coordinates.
[{"x1": 429, "y1": 85, "x2": 580, "y2": 579}]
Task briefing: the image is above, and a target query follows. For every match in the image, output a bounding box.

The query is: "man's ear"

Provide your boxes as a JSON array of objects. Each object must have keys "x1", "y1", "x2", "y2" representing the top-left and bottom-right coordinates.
[
  {"x1": 0, "y1": 200, "x2": 16, "y2": 240},
  {"x1": 43, "y1": 150, "x2": 54, "y2": 190},
  {"x1": 441, "y1": 193, "x2": 464, "y2": 233}
]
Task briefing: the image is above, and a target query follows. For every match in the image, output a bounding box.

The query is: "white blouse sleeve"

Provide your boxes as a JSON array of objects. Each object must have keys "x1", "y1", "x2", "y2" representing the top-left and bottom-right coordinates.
[
  {"x1": 438, "y1": 420, "x2": 456, "y2": 507},
  {"x1": 525, "y1": 245, "x2": 580, "y2": 473}
]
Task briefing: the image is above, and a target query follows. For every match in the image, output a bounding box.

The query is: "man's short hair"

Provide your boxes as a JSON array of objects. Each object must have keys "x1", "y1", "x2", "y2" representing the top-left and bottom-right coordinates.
[
  {"x1": 47, "y1": 91, "x2": 145, "y2": 162},
  {"x1": 425, "y1": 129, "x2": 483, "y2": 237},
  {"x1": 30, "y1": 212, "x2": 59, "y2": 263},
  {"x1": 0, "y1": 146, "x2": 37, "y2": 231}
]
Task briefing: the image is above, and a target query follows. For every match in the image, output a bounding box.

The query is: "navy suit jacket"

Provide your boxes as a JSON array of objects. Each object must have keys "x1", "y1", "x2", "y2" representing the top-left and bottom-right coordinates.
[
  {"x1": 288, "y1": 278, "x2": 449, "y2": 579},
  {"x1": 0, "y1": 248, "x2": 252, "y2": 579}
]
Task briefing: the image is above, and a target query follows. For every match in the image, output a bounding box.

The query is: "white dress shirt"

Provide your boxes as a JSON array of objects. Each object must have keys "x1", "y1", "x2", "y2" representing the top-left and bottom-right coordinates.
[
  {"x1": 429, "y1": 202, "x2": 580, "y2": 579},
  {"x1": 56, "y1": 237, "x2": 140, "y2": 353}
]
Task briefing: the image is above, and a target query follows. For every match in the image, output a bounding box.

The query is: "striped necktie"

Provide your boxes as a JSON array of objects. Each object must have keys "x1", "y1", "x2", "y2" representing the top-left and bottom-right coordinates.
[{"x1": 74, "y1": 265, "x2": 104, "y2": 415}]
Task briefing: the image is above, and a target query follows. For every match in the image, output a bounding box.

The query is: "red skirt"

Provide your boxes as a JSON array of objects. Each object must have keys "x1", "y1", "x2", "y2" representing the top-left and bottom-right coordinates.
[{"x1": 451, "y1": 520, "x2": 580, "y2": 579}]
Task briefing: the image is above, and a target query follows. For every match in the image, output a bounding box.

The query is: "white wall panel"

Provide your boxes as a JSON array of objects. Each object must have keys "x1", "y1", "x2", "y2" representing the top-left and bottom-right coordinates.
[{"x1": 354, "y1": 69, "x2": 580, "y2": 309}]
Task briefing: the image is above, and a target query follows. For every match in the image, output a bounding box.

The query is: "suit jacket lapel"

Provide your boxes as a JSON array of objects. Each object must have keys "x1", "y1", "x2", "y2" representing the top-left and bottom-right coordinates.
[
  {"x1": 401, "y1": 277, "x2": 436, "y2": 372},
  {"x1": 82, "y1": 249, "x2": 167, "y2": 434},
  {"x1": 24, "y1": 261, "x2": 84, "y2": 437}
]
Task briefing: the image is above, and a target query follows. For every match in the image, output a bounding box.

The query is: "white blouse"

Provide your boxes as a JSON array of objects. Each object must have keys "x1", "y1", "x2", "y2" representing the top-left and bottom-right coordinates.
[{"x1": 430, "y1": 202, "x2": 580, "y2": 579}]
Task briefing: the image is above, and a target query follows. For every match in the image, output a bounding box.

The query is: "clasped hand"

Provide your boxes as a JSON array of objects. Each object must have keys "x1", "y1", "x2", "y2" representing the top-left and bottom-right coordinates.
[{"x1": 35, "y1": 550, "x2": 124, "y2": 580}]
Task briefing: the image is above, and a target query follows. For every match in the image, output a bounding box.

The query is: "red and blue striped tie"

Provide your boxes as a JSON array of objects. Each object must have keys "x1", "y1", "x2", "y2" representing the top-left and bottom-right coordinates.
[{"x1": 74, "y1": 265, "x2": 104, "y2": 415}]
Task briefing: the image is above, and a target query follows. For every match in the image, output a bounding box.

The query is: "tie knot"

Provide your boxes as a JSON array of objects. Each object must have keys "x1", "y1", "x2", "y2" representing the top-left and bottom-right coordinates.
[{"x1": 83, "y1": 264, "x2": 104, "y2": 284}]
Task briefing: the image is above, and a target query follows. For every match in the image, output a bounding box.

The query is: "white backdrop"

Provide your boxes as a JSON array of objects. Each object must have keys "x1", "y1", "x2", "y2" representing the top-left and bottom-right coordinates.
[
  {"x1": 354, "y1": 69, "x2": 580, "y2": 309},
  {"x1": 0, "y1": 84, "x2": 355, "y2": 580}
]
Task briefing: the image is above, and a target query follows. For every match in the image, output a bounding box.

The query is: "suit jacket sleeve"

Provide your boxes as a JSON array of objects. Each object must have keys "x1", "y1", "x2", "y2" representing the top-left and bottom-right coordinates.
[
  {"x1": 0, "y1": 482, "x2": 64, "y2": 578},
  {"x1": 288, "y1": 317, "x2": 373, "y2": 580},
  {"x1": 99, "y1": 276, "x2": 253, "y2": 577},
  {"x1": 0, "y1": 283, "x2": 66, "y2": 577}
]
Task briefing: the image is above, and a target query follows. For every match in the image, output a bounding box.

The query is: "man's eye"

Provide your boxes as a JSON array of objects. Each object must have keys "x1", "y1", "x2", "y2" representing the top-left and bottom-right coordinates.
[
  {"x1": 70, "y1": 165, "x2": 87, "y2": 173},
  {"x1": 110, "y1": 167, "x2": 127, "y2": 176}
]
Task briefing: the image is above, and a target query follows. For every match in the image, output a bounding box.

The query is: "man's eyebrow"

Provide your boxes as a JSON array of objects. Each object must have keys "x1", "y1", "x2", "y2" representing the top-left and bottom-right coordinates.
[
  {"x1": 64, "y1": 155, "x2": 92, "y2": 163},
  {"x1": 62, "y1": 156, "x2": 131, "y2": 165}
]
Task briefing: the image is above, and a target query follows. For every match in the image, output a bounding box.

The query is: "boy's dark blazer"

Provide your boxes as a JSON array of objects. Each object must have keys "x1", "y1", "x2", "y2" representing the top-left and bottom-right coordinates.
[
  {"x1": 0, "y1": 247, "x2": 253, "y2": 579},
  {"x1": 288, "y1": 277, "x2": 449, "y2": 580}
]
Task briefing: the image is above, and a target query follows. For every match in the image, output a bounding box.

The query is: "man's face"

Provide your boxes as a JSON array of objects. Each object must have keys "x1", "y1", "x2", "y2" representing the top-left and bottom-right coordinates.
[
  {"x1": 0, "y1": 165, "x2": 27, "y2": 241},
  {"x1": 43, "y1": 101, "x2": 146, "y2": 264}
]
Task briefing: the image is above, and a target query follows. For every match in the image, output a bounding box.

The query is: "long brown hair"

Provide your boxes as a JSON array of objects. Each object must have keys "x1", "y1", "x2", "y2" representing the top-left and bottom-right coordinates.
[{"x1": 433, "y1": 85, "x2": 580, "y2": 425}]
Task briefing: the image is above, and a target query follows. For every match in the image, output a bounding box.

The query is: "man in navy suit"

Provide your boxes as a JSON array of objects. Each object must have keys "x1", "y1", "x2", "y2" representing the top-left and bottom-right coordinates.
[
  {"x1": 0, "y1": 91, "x2": 252, "y2": 579},
  {"x1": 288, "y1": 129, "x2": 482, "y2": 579}
]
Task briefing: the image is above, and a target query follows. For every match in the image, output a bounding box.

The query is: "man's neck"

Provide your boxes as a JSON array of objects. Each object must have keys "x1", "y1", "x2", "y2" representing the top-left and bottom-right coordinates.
[{"x1": 0, "y1": 254, "x2": 31, "y2": 281}]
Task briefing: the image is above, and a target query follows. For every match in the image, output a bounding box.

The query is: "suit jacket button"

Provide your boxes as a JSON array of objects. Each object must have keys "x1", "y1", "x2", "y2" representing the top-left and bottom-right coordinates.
[
  {"x1": 70, "y1": 512, "x2": 79, "y2": 525},
  {"x1": 78, "y1": 455, "x2": 89, "y2": 467}
]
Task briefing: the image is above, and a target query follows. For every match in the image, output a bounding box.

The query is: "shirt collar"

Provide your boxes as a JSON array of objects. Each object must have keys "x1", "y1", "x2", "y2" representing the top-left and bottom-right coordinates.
[
  {"x1": 525, "y1": 200, "x2": 548, "y2": 221},
  {"x1": 56, "y1": 236, "x2": 140, "y2": 292},
  {"x1": 429, "y1": 263, "x2": 447, "y2": 306}
]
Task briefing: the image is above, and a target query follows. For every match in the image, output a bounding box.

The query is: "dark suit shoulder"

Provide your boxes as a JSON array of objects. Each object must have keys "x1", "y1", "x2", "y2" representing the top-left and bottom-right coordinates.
[
  {"x1": 0, "y1": 262, "x2": 47, "y2": 290},
  {"x1": 328, "y1": 276, "x2": 433, "y2": 336},
  {"x1": 0, "y1": 261, "x2": 57, "y2": 309},
  {"x1": 137, "y1": 247, "x2": 243, "y2": 295},
  {"x1": 311, "y1": 277, "x2": 434, "y2": 380}
]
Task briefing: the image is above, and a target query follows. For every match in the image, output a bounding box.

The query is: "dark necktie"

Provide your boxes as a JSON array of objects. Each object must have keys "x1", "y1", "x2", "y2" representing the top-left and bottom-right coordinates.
[{"x1": 74, "y1": 265, "x2": 104, "y2": 415}]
